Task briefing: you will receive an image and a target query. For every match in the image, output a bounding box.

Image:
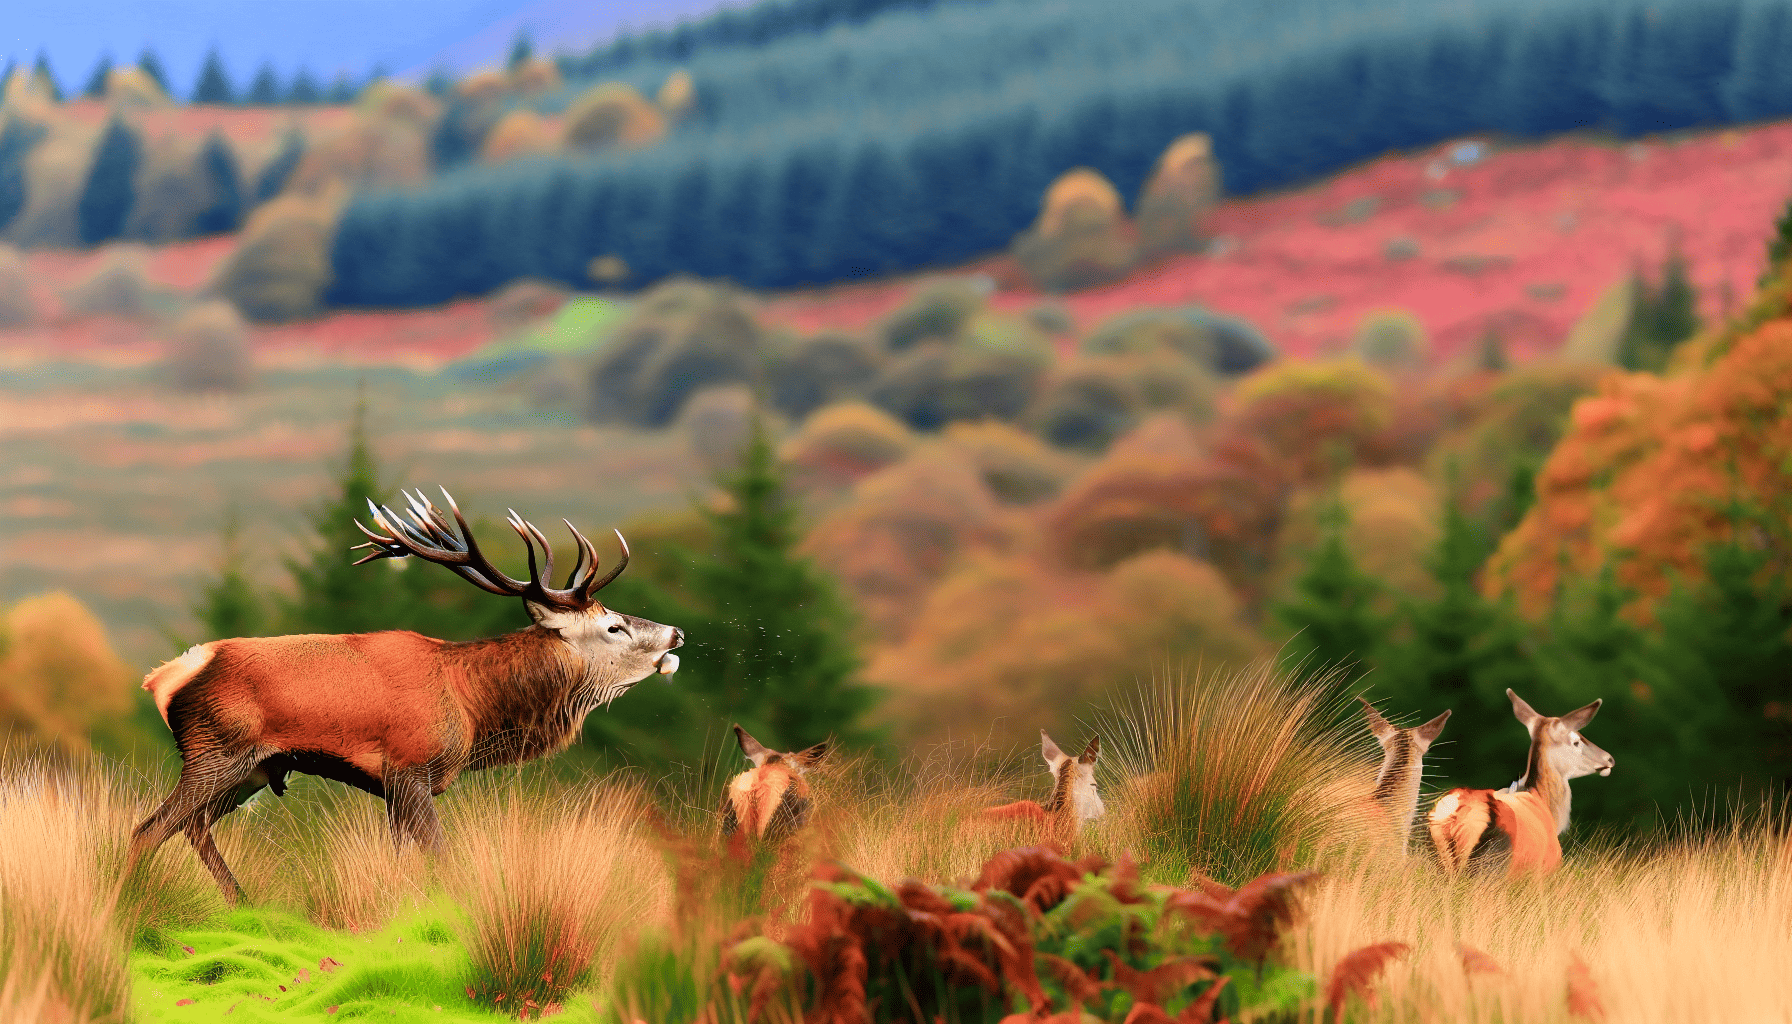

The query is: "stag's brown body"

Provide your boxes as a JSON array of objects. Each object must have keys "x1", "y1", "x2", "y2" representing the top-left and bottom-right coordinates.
[{"x1": 129, "y1": 489, "x2": 683, "y2": 901}]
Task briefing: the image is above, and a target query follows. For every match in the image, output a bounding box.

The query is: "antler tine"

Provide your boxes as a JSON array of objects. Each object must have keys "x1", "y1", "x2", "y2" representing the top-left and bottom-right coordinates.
[
  {"x1": 506, "y1": 509, "x2": 550, "y2": 595},
  {"x1": 562, "y1": 519, "x2": 595, "y2": 590},
  {"x1": 403, "y1": 490, "x2": 458, "y2": 547},
  {"x1": 584, "y1": 528, "x2": 631, "y2": 595}
]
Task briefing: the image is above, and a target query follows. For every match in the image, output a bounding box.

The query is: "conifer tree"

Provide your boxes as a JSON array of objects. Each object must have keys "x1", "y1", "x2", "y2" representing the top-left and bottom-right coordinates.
[
  {"x1": 32, "y1": 50, "x2": 63, "y2": 101},
  {"x1": 324, "y1": 73, "x2": 355, "y2": 104},
  {"x1": 254, "y1": 131, "x2": 304, "y2": 205},
  {"x1": 77, "y1": 116, "x2": 141, "y2": 245},
  {"x1": 1274, "y1": 497, "x2": 1386, "y2": 692},
  {"x1": 423, "y1": 68, "x2": 454, "y2": 97},
  {"x1": 676, "y1": 416, "x2": 882, "y2": 752},
  {"x1": 192, "y1": 46, "x2": 235, "y2": 104},
  {"x1": 1642, "y1": 502, "x2": 1792, "y2": 807},
  {"x1": 82, "y1": 54, "x2": 114, "y2": 98},
  {"x1": 508, "y1": 30, "x2": 535, "y2": 72},
  {"x1": 1765, "y1": 194, "x2": 1792, "y2": 286},
  {"x1": 287, "y1": 66, "x2": 321, "y2": 105},
  {"x1": 136, "y1": 49, "x2": 169, "y2": 94},
  {"x1": 1378, "y1": 474, "x2": 1534, "y2": 791},
  {"x1": 246, "y1": 62, "x2": 281, "y2": 105},
  {"x1": 0, "y1": 118, "x2": 45, "y2": 233},
  {"x1": 194, "y1": 132, "x2": 242, "y2": 234},
  {"x1": 193, "y1": 507, "x2": 267, "y2": 640},
  {"x1": 1619, "y1": 248, "x2": 1702, "y2": 372}
]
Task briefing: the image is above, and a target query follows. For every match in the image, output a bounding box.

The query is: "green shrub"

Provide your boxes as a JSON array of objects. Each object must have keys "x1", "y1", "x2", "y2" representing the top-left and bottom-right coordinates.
[
  {"x1": 768, "y1": 331, "x2": 885, "y2": 418},
  {"x1": 880, "y1": 278, "x2": 989, "y2": 350},
  {"x1": 1028, "y1": 359, "x2": 1145, "y2": 451},
  {"x1": 165, "y1": 300, "x2": 253, "y2": 393},
  {"x1": 0, "y1": 243, "x2": 33, "y2": 326},
  {"x1": 586, "y1": 278, "x2": 765, "y2": 427},
  {"x1": 1350, "y1": 307, "x2": 1429, "y2": 369},
  {"x1": 1084, "y1": 308, "x2": 1220, "y2": 367},
  {"x1": 868, "y1": 342, "x2": 1045, "y2": 430}
]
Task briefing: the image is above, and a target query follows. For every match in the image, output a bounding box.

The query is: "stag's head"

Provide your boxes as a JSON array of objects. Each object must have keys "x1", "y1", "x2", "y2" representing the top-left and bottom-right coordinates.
[
  {"x1": 1042, "y1": 730, "x2": 1104, "y2": 822},
  {"x1": 1508, "y1": 689, "x2": 1614, "y2": 780},
  {"x1": 353, "y1": 488, "x2": 684, "y2": 701}
]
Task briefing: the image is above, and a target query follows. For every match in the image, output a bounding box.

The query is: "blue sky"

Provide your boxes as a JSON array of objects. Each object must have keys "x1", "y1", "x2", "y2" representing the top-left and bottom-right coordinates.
[{"x1": 1, "y1": 0, "x2": 735, "y2": 96}]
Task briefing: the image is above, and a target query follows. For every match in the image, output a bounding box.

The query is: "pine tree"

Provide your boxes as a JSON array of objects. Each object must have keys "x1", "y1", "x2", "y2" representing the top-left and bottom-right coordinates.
[
  {"x1": 1533, "y1": 562, "x2": 1668, "y2": 832},
  {"x1": 32, "y1": 50, "x2": 63, "y2": 101},
  {"x1": 273, "y1": 399, "x2": 415, "y2": 635},
  {"x1": 192, "y1": 507, "x2": 267, "y2": 640},
  {"x1": 194, "y1": 133, "x2": 242, "y2": 234},
  {"x1": 1619, "y1": 248, "x2": 1702, "y2": 372},
  {"x1": 136, "y1": 48, "x2": 169, "y2": 94},
  {"x1": 1642, "y1": 503, "x2": 1792, "y2": 808},
  {"x1": 508, "y1": 30, "x2": 536, "y2": 71},
  {"x1": 82, "y1": 54, "x2": 113, "y2": 98},
  {"x1": 423, "y1": 67, "x2": 454, "y2": 97},
  {"x1": 1764, "y1": 194, "x2": 1792, "y2": 287},
  {"x1": 254, "y1": 131, "x2": 304, "y2": 205},
  {"x1": 77, "y1": 116, "x2": 141, "y2": 245},
  {"x1": 287, "y1": 66, "x2": 321, "y2": 105},
  {"x1": 0, "y1": 118, "x2": 45, "y2": 233},
  {"x1": 676, "y1": 416, "x2": 882, "y2": 752},
  {"x1": 1378, "y1": 475, "x2": 1535, "y2": 791},
  {"x1": 1274, "y1": 497, "x2": 1387, "y2": 692},
  {"x1": 192, "y1": 46, "x2": 235, "y2": 104},
  {"x1": 246, "y1": 62, "x2": 281, "y2": 105},
  {"x1": 324, "y1": 73, "x2": 355, "y2": 104}
]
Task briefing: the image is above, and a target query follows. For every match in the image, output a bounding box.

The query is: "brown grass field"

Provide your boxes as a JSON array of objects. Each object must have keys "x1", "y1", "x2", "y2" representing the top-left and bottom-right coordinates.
[{"x1": 1, "y1": 665, "x2": 1787, "y2": 1023}]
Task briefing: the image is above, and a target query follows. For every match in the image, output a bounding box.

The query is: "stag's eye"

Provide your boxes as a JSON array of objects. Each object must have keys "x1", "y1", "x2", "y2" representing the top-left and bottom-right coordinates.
[{"x1": 608, "y1": 623, "x2": 625, "y2": 635}]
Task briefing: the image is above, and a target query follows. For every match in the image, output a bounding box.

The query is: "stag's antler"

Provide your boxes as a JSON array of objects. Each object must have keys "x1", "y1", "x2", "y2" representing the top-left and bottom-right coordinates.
[{"x1": 351, "y1": 487, "x2": 629, "y2": 610}]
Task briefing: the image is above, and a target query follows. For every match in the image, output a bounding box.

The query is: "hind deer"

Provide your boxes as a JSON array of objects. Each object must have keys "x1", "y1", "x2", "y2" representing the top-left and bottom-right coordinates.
[
  {"x1": 721, "y1": 724, "x2": 828, "y2": 843},
  {"x1": 981, "y1": 731, "x2": 1105, "y2": 844},
  {"x1": 1427, "y1": 689, "x2": 1614, "y2": 876},
  {"x1": 1357, "y1": 697, "x2": 1451, "y2": 856},
  {"x1": 129, "y1": 489, "x2": 684, "y2": 901}
]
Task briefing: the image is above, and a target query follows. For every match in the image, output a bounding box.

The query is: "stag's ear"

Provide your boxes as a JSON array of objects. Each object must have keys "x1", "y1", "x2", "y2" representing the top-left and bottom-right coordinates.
[
  {"x1": 1358, "y1": 696, "x2": 1396, "y2": 744},
  {"x1": 1078, "y1": 735, "x2": 1100, "y2": 764},
  {"x1": 1041, "y1": 730, "x2": 1066, "y2": 767},
  {"x1": 1507, "y1": 689, "x2": 1542, "y2": 731},
  {"x1": 794, "y1": 742, "x2": 829, "y2": 773},
  {"x1": 1413, "y1": 709, "x2": 1452, "y2": 750},
  {"x1": 734, "y1": 724, "x2": 770, "y2": 768},
  {"x1": 1559, "y1": 699, "x2": 1602, "y2": 732}
]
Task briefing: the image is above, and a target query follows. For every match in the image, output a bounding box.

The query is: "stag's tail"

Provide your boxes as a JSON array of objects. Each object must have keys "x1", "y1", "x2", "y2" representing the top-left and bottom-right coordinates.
[{"x1": 143, "y1": 644, "x2": 216, "y2": 727}]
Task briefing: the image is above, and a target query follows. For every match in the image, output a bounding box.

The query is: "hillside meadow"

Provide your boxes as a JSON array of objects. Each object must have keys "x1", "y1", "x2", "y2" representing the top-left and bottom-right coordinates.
[{"x1": 1, "y1": 665, "x2": 1788, "y2": 1024}]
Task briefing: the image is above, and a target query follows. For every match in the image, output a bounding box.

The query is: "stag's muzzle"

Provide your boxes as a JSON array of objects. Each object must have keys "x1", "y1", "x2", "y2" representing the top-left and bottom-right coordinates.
[{"x1": 655, "y1": 651, "x2": 680, "y2": 678}]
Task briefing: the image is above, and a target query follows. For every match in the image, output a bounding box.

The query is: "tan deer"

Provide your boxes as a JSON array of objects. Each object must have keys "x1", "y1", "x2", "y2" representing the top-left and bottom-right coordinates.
[
  {"x1": 1427, "y1": 689, "x2": 1614, "y2": 876},
  {"x1": 980, "y1": 731, "x2": 1105, "y2": 843},
  {"x1": 129, "y1": 489, "x2": 684, "y2": 901},
  {"x1": 1357, "y1": 697, "x2": 1451, "y2": 856},
  {"x1": 720, "y1": 724, "x2": 828, "y2": 843}
]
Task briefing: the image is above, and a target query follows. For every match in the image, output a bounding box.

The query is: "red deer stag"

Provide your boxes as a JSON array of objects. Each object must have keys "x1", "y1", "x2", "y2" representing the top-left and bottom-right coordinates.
[
  {"x1": 1427, "y1": 689, "x2": 1613, "y2": 877},
  {"x1": 129, "y1": 489, "x2": 684, "y2": 901},
  {"x1": 981, "y1": 731, "x2": 1105, "y2": 844},
  {"x1": 1358, "y1": 697, "x2": 1451, "y2": 856},
  {"x1": 720, "y1": 724, "x2": 828, "y2": 843}
]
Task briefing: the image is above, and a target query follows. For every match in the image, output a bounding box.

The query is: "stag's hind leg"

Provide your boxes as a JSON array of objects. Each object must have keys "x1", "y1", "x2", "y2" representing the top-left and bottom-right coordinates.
[{"x1": 128, "y1": 748, "x2": 264, "y2": 902}]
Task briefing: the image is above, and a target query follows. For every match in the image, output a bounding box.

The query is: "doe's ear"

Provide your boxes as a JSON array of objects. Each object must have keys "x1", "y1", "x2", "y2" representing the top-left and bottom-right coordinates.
[
  {"x1": 1040, "y1": 730, "x2": 1066, "y2": 766},
  {"x1": 1357, "y1": 696, "x2": 1396, "y2": 743},
  {"x1": 1507, "y1": 689, "x2": 1542, "y2": 730},
  {"x1": 1413, "y1": 709, "x2": 1452, "y2": 749},
  {"x1": 794, "y1": 741, "x2": 830, "y2": 773},
  {"x1": 1078, "y1": 735, "x2": 1100, "y2": 764},
  {"x1": 733, "y1": 724, "x2": 770, "y2": 768},
  {"x1": 1559, "y1": 699, "x2": 1602, "y2": 732}
]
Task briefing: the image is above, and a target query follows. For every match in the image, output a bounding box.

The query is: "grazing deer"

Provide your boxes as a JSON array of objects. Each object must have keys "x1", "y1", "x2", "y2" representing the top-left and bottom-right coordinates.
[
  {"x1": 129, "y1": 489, "x2": 684, "y2": 901},
  {"x1": 981, "y1": 731, "x2": 1105, "y2": 842},
  {"x1": 720, "y1": 724, "x2": 828, "y2": 843},
  {"x1": 1357, "y1": 697, "x2": 1451, "y2": 856},
  {"x1": 1427, "y1": 689, "x2": 1614, "y2": 877}
]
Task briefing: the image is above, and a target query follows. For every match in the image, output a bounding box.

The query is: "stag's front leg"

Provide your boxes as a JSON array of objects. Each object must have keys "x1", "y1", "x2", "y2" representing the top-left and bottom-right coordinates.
[{"x1": 382, "y1": 766, "x2": 447, "y2": 855}]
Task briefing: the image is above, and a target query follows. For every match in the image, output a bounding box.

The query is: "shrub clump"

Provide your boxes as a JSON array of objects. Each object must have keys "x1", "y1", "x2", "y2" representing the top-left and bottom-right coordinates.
[
  {"x1": 480, "y1": 109, "x2": 559, "y2": 164},
  {"x1": 209, "y1": 189, "x2": 343, "y2": 322},
  {"x1": 0, "y1": 243, "x2": 35, "y2": 326},
  {"x1": 780, "y1": 401, "x2": 916, "y2": 494},
  {"x1": 1137, "y1": 133, "x2": 1221, "y2": 259},
  {"x1": 879, "y1": 278, "x2": 990, "y2": 350},
  {"x1": 1011, "y1": 167, "x2": 1137, "y2": 292},
  {"x1": 767, "y1": 331, "x2": 885, "y2": 419},
  {"x1": 62, "y1": 244, "x2": 153, "y2": 318},
  {"x1": 164, "y1": 300, "x2": 253, "y2": 392},
  {"x1": 563, "y1": 82, "x2": 666, "y2": 151},
  {"x1": 1350, "y1": 307, "x2": 1429, "y2": 369},
  {"x1": 587, "y1": 278, "x2": 764, "y2": 427}
]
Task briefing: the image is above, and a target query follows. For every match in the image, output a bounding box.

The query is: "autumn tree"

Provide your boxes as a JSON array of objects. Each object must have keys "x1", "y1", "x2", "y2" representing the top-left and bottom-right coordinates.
[{"x1": 1274, "y1": 497, "x2": 1387, "y2": 692}]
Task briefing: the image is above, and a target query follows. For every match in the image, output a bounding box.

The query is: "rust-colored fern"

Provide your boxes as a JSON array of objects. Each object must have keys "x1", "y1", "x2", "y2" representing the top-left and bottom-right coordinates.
[
  {"x1": 1324, "y1": 940, "x2": 1410, "y2": 1019},
  {"x1": 1566, "y1": 953, "x2": 1606, "y2": 1022}
]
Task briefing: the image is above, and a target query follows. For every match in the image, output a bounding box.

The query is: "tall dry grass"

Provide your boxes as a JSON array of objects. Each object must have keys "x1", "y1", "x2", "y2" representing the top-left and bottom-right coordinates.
[{"x1": 1094, "y1": 661, "x2": 1380, "y2": 886}]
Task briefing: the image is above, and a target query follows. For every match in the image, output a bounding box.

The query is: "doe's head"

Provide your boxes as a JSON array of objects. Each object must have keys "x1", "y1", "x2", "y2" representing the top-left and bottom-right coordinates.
[
  {"x1": 1508, "y1": 688, "x2": 1614, "y2": 780},
  {"x1": 1041, "y1": 730, "x2": 1104, "y2": 822},
  {"x1": 733, "y1": 724, "x2": 828, "y2": 775},
  {"x1": 1358, "y1": 696, "x2": 1451, "y2": 753}
]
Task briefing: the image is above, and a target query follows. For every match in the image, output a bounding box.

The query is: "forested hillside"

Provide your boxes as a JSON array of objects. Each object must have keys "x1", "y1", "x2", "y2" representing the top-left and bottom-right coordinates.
[{"x1": 330, "y1": 0, "x2": 1792, "y2": 305}]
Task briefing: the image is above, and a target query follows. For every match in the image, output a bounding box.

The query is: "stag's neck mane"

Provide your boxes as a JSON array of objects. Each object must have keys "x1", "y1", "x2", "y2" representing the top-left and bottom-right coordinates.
[{"x1": 443, "y1": 626, "x2": 618, "y2": 770}]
